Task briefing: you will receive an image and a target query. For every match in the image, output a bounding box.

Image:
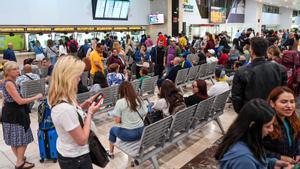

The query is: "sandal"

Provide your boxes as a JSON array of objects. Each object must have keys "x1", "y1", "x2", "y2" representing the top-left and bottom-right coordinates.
[{"x1": 15, "y1": 161, "x2": 35, "y2": 169}]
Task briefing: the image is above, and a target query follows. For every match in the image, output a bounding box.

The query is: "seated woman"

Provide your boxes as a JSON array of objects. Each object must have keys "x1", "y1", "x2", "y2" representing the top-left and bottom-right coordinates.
[
  {"x1": 107, "y1": 63, "x2": 126, "y2": 86},
  {"x1": 151, "y1": 80, "x2": 186, "y2": 117},
  {"x1": 108, "y1": 81, "x2": 146, "y2": 158},
  {"x1": 184, "y1": 79, "x2": 208, "y2": 107},
  {"x1": 263, "y1": 86, "x2": 300, "y2": 165},
  {"x1": 215, "y1": 99, "x2": 289, "y2": 169}
]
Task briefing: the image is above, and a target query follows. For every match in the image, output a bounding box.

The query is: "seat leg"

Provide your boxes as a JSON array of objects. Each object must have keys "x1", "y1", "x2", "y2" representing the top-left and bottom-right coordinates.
[
  {"x1": 214, "y1": 116, "x2": 225, "y2": 135},
  {"x1": 150, "y1": 156, "x2": 160, "y2": 169}
]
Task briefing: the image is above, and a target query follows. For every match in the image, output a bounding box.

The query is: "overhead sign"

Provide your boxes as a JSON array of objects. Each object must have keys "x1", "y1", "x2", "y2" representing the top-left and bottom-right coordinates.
[
  {"x1": 129, "y1": 26, "x2": 142, "y2": 30},
  {"x1": 53, "y1": 27, "x2": 75, "y2": 32},
  {"x1": 76, "y1": 27, "x2": 95, "y2": 31},
  {"x1": 0, "y1": 27, "x2": 25, "y2": 32},
  {"x1": 113, "y1": 27, "x2": 128, "y2": 31},
  {"x1": 183, "y1": 0, "x2": 193, "y2": 12},
  {"x1": 26, "y1": 27, "x2": 52, "y2": 32},
  {"x1": 95, "y1": 27, "x2": 113, "y2": 31}
]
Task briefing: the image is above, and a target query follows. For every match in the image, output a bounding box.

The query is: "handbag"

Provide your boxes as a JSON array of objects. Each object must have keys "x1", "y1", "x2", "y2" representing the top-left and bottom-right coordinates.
[
  {"x1": 137, "y1": 110, "x2": 163, "y2": 126},
  {"x1": 77, "y1": 112, "x2": 109, "y2": 168}
]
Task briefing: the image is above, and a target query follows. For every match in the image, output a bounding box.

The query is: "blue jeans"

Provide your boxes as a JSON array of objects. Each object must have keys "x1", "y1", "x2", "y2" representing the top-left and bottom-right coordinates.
[
  {"x1": 50, "y1": 56, "x2": 57, "y2": 65},
  {"x1": 109, "y1": 126, "x2": 144, "y2": 143}
]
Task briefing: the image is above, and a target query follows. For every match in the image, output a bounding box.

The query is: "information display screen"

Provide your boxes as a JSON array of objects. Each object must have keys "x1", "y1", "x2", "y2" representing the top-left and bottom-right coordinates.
[
  {"x1": 92, "y1": 0, "x2": 130, "y2": 20},
  {"x1": 149, "y1": 14, "x2": 164, "y2": 24},
  {"x1": 210, "y1": 6, "x2": 226, "y2": 23}
]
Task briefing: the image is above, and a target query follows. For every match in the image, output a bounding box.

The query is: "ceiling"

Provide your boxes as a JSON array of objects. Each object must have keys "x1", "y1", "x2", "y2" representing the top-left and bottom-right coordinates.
[{"x1": 256, "y1": 0, "x2": 300, "y2": 10}]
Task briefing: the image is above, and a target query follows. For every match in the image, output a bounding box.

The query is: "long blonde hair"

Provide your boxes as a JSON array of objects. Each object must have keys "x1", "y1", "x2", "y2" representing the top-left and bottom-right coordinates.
[{"x1": 48, "y1": 56, "x2": 85, "y2": 107}]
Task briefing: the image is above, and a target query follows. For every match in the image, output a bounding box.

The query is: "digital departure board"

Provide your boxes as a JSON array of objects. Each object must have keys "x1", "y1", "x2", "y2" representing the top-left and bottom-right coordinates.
[{"x1": 92, "y1": 0, "x2": 130, "y2": 20}]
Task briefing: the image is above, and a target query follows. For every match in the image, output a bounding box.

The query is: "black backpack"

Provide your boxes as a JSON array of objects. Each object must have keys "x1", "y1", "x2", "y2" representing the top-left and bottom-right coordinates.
[
  {"x1": 69, "y1": 41, "x2": 78, "y2": 53},
  {"x1": 77, "y1": 46, "x2": 85, "y2": 59}
]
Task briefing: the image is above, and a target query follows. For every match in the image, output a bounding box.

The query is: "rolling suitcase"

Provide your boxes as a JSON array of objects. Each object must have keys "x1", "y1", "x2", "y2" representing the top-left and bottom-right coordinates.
[{"x1": 38, "y1": 128, "x2": 58, "y2": 163}]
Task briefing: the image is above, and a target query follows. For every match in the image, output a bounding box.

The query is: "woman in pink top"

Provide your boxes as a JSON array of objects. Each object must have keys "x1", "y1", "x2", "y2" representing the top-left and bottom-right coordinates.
[{"x1": 145, "y1": 35, "x2": 154, "y2": 48}]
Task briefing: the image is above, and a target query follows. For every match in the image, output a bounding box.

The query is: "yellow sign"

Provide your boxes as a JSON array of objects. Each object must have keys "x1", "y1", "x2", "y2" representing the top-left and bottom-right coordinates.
[
  {"x1": 96, "y1": 27, "x2": 113, "y2": 31},
  {"x1": 113, "y1": 27, "x2": 128, "y2": 31},
  {"x1": 77, "y1": 27, "x2": 95, "y2": 31},
  {"x1": 53, "y1": 27, "x2": 75, "y2": 32},
  {"x1": 27, "y1": 27, "x2": 52, "y2": 32},
  {"x1": 0, "y1": 27, "x2": 25, "y2": 32},
  {"x1": 129, "y1": 26, "x2": 142, "y2": 30}
]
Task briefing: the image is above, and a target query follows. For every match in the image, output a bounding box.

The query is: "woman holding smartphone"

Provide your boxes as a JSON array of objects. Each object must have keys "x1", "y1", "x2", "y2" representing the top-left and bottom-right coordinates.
[{"x1": 49, "y1": 56, "x2": 101, "y2": 169}]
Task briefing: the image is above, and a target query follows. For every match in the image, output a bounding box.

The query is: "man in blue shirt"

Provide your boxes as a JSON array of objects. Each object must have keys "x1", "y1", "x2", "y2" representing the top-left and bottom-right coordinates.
[
  {"x1": 180, "y1": 53, "x2": 193, "y2": 69},
  {"x1": 3, "y1": 43, "x2": 17, "y2": 62}
]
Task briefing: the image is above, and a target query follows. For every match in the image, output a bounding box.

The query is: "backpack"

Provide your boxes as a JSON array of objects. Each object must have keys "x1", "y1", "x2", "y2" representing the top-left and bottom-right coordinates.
[
  {"x1": 38, "y1": 99, "x2": 54, "y2": 130},
  {"x1": 282, "y1": 50, "x2": 299, "y2": 69},
  {"x1": 77, "y1": 46, "x2": 85, "y2": 59},
  {"x1": 171, "y1": 100, "x2": 187, "y2": 115},
  {"x1": 69, "y1": 41, "x2": 78, "y2": 53}
]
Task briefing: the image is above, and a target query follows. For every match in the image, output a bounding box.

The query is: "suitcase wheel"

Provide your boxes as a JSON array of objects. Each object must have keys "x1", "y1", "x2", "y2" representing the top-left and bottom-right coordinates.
[
  {"x1": 53, "y1": 159, "x2": 57, "y2": 163},
  {"x1": 40, "y1": 159, "x2": 44, "y2": 163}
]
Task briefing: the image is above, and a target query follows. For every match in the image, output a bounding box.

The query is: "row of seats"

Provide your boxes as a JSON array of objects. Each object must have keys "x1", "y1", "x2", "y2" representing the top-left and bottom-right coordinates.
[
  {"x1": 175, "y1": 62, "x2": 217, "y2": 92},
  {"x1": 115, "y1": 89, "x2": 231, "y2": 169}
]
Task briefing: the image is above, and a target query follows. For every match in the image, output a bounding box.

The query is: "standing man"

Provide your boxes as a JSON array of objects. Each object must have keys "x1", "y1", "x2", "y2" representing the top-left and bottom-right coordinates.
[
  {"x1": 151, "y1": 40, "x2": 166, "y2": 78},
  {"x1": 232, "y1": 37, "x2": 287, "y2": 113},
  {"x1": 90, "y1": 43, "x2": 105, "y2": 77},
  {"x1": 3, "y1": 43, "x2": 16, "y2": 62},
  {"x1": 165, "y1": 38, "x2": 181, "y2": 71}
]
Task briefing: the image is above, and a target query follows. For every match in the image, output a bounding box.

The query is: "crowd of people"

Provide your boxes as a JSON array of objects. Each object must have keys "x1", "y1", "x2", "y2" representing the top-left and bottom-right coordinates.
[{"x1": 0, "y1": 27, "x2": 300, "y2": 169}]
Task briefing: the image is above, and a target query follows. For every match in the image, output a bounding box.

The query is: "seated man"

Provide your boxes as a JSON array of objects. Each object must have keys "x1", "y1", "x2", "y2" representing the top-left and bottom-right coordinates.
[
  {"x1": 180, "y1": 53, "x2": 193, "y2": 69},
  {"x1": 206, "y1": 49, "x2": 218, "y2": 63},
  {"x1": 208, "y1": 66, "x2": 230, "y2": 97},
  {"x1": 16, "y1": 64, "x2": 40, "y2": 96},
  {"x1": 157, "y1": 57, "x2": 182, "y2": 87}
]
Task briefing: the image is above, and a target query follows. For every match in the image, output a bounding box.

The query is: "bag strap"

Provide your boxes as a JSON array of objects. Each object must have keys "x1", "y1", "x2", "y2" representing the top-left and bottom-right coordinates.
[
  {"x1": 136, "y1": 110, "x2": 144, "y2": 122},
  {"x1": 77, "y1": 111, "x2": 84, "y2": 128},
  {"x1": 24, "y1": 74, "x2": 34, "y2": 80},
  {"x1": 49, "y1": 47, "x2": 57, "y2": 55}
]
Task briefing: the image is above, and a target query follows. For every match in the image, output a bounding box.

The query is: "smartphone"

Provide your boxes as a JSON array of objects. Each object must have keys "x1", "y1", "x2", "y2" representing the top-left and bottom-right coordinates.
[{"x1": 95, "y1": 93, "x2": 104, "y2": 105}]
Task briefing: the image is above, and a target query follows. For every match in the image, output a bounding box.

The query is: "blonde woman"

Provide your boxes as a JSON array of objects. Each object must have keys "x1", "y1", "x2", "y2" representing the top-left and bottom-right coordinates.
[
  {"x1": 1, "y1": 61, "x2": 42, "y2": 169},
  {"x1": 113, "y1": 41, "x2": 127, "y2": 66},
  {"x1": 49, "y1": 56, "x2": 101, "y2": 169}
]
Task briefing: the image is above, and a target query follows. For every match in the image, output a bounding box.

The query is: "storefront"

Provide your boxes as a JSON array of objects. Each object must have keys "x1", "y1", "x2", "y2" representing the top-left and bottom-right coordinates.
[{"x1": 0, "y1": 26, "x2": 145, "y2": 51}]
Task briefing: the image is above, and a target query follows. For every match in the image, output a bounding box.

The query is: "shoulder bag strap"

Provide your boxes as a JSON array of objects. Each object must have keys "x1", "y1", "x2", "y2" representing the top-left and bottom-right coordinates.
[{"x1": 24, "y1": 74, "x2": 34, "y2": 80}]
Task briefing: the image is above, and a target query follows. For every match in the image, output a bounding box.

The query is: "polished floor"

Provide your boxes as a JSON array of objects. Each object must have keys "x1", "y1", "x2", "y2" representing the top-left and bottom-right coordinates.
[{"x1": 0, "y1": 80, "x2": 237, "y2": 169}]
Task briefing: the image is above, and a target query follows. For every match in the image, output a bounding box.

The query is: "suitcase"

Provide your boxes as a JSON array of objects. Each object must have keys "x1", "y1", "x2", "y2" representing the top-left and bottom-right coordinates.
[{"x1": 38, "y1": 128, "x2": 58, "y2": 163}]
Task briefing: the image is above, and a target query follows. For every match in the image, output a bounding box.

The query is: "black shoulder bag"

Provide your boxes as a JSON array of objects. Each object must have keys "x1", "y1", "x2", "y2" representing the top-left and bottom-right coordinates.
[{"x1": 77, "y1": 112, "x2": 109, "y2": 168}]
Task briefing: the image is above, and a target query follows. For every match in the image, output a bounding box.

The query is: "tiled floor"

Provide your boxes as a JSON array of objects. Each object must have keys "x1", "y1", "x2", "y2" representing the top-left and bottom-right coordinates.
[{"x1": 0, "y1": 83, "x2": 237, "y2": 169}]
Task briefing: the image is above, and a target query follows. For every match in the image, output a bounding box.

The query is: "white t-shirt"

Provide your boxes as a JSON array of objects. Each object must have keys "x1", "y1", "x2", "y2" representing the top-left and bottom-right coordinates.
[
  {"x1": 152, "y1": 98, "x2": 170, "y2": 116},
  {"x1": 208, "y1": 81, "x2": 230, "y2": 97},
  {"x1": 51, "y1": 102, "x2": 91, "y2": 157},
  {"x1": 206, "y1": 57, "x2": 218, "y2": 63}
]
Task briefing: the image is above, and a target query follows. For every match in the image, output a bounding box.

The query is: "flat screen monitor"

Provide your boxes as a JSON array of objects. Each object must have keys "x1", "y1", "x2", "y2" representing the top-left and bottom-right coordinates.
[
  {"x1": 210, "y1": 6, "x2": 226, "y2": 23},
  {"x1": 149, "y1": 14, "x2": 164, "y2": 24},
  {"x1": 92, "y1": 0, "x2": 130, "y2": 20}
]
